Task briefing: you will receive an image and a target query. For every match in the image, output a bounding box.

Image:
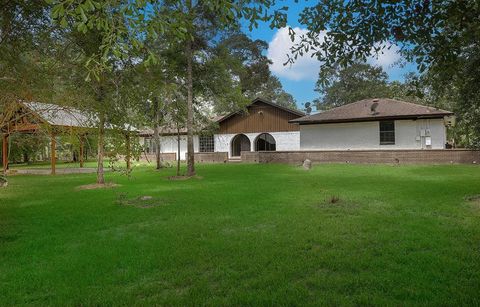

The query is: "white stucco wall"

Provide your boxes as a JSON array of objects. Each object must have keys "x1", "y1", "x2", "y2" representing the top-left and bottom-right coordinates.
[
  {"x1": 300, "y1": 118, "x2": 446, "y2": 150},
  {"x1": 140, "y1": 135, "x2": 199, "y2": 160},
  {"x1": 214, "y1": 131, "x2": 300, "y2": 157}
]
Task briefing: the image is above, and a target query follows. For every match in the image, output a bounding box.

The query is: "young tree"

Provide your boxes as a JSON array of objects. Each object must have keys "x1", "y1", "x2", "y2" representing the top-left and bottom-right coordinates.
[
  {"x1": 171, "y1": 96, "x2": 187, "y2": 176},
  {"x1": 152, "y1": 97, "x2": 162, "y2": 169},
  {"x1": 64, "y1": 29, "x2": 113, "y2": 184},
  {"x1": 141, "y1": 32, "x2": 186, "y2": 170},
  {"x1": 45, "y1": 1, "x2": 163, "y2": 182}
]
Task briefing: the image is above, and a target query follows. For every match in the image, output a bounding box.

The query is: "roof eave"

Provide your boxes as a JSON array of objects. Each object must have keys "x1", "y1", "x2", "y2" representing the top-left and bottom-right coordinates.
[{"x1": 290, "y1": 113, "x2": 453, "y2": 125}]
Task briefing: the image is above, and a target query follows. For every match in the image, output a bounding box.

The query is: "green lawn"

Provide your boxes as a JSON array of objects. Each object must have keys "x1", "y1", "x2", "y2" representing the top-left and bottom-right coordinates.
[
  {"x1": 1, "y1": 163, "x2": 479, "y2": 305},
  {"x1": 6, "y1": 160, "x2": 106, "y2": 169}
]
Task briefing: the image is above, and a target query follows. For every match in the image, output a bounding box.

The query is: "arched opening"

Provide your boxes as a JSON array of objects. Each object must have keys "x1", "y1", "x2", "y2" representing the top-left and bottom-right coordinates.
[
  {"x1": 255, "y1": 133, "x2": 276, "y2": 151},
  {"x1": 231, "y1": 134, "x2": 251, "y2": 157}
]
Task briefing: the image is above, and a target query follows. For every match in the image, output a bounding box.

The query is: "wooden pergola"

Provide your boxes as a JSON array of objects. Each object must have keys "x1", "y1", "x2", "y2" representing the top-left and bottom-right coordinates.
[{"x1": 1, "y1": 101, "x2": 95, "y2": 175}]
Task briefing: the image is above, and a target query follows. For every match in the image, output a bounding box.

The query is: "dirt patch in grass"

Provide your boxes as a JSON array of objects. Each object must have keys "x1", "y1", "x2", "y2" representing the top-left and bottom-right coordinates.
[
  {"x1": 167, "y1": 175, "x2": 203, "y2": 181},
  {"x1": 315, "y1": 195, "x2": 359, "y2": 210},
  {"x1": 466, "y1": 195, "x2": 480, "y2": 209},
  {"x1": 75, "y1": 182, "x2": 120, "y2": 190},
  {"x1": 115, "y1": 193, "x2": 168, "y2": 208},
  {"x1": 327, "y1": 195, "x2": 341, "y2": 204}
]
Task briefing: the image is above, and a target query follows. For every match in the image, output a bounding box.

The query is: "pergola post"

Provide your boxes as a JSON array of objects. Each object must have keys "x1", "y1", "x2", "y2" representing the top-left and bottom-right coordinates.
[
  {"x1": 51, "y1": 133, "x2": 56, "y2": 175},
  {"x1": 2, "y1": 133, "x2": 8, "y2": 174},
  {"x1": 79, "y1": 135, "x2": 84, "y2": 168},
  {"x1": 125, "y1": 132, "x2": 131, "y2": 172}
]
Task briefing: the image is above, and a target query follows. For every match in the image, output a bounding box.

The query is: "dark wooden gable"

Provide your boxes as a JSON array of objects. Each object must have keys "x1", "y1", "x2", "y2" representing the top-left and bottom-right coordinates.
[{"x1": 218, "y1": 100, "x2": 302, "y2": 134}]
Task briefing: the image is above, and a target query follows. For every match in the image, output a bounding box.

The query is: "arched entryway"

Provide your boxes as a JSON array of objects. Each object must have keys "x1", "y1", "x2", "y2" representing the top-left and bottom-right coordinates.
[
  {"x1": 231, "y1": 134, "x2": 251, "y2": 157},
  {"x1": 255, "y1": 133, "x2": 276, "y2": 151}
]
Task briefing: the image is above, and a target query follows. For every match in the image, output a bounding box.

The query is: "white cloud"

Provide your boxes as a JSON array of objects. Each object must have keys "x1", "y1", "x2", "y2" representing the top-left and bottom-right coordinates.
[
  {"x1": 267, "y1": 27, "x2": 403, "y2": 81},
  {"x1": 368, "y1": 43, "x2": 402, "y2": 71},
  {"x1": 267, "y1": 27, "x2": 324, "y2": 81}
]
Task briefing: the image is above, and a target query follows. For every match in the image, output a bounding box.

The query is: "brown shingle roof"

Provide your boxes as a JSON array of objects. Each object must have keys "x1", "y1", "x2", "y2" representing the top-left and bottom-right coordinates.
[{"x1": 290, "y1": 98, "x2": 453, "y2": 124}]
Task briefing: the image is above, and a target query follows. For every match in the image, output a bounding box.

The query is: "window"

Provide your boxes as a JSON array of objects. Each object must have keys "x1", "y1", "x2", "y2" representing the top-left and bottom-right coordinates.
[
  {"x1": 255, "y1": 133, "x2": 276, "y2": 151},
  {"x1": 379, "y1": 121, "x2": 395, "y2": 145},
  {"x1": 199, "y1": 135, "x2": 214, "y2": 152}
]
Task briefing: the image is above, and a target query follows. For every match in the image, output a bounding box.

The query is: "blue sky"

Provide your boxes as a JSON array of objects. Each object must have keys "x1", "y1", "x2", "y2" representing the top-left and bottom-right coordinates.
[{"x1": 241, "y1": 2, "x2": 417, "y2": 109}]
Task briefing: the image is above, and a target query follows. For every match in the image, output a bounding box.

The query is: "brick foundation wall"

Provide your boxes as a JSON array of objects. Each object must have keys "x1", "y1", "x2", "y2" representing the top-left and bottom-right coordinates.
[
  {"x1": 194, "y1": 152, "x2": 228, "y2": 163},
  {"x1": 241, "y1": 150, "x2": 480, "y2": 164}
]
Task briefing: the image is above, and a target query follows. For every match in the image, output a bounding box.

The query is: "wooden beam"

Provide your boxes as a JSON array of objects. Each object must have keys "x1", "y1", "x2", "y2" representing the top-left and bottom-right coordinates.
[
  {"x1": 79, "y1": 135, "x2": 84, "y2": 168},
  {"x1": 9, "y1": 123, "x2": 39, "y2": 132},
  {"x1": 2, "y1": 134, "x2": 8, "y2": 174},
  {"x1": 51, "y1": 133, "x2": 56, "y2": 175}
]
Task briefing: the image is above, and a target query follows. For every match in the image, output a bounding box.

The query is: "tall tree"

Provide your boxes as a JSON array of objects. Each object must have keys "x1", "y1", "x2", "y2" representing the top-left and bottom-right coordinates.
[
  {"x1": 216, "y1": 33, "x2": 297, "y2": 109},
  {"x1": 313, "y1": 63, "x2": 391, "y2": 110},
  {"x1": 0, "y1": 2, "x2": 68, "y2": 174},
  {"x1": 290, "y1": 1, "x2": 478, "y2": 76},
  {"x1": 0, "y1": 1, "x2": 57, "y2": 120},
  {"x1": 255, "y1": 76, "x2": 297, "y2": 109},
  {"x1": 154, "y1": 1, "x2": 287, "y2": 176},
  {"x1": 287, "y1": 0, "x2": 480, "y2": 147}
]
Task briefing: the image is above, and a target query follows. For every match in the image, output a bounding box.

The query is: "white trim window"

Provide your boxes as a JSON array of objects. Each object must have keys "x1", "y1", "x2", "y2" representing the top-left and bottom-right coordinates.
[{"x1": 379, "y1": 121, "x2": 395, "y2": 145}]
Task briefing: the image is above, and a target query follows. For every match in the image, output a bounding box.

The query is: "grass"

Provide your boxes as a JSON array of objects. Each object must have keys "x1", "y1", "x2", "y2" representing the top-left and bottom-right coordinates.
[
  {"x1": 1, "y1": 163, "x2": 480, "y2": 305},
  {"x1": 6, "y1": 160, "x2": 101, "y2": 169}
]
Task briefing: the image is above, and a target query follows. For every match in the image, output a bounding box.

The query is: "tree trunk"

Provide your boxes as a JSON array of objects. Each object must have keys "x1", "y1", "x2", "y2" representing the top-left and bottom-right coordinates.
[
  {"x1": 97, "y1": 110, "x2": 106, "y2": 184},
  {"x1": 125, "y1": 132, "x2": 131, "y2": 172},
  {"x1": 153, "y1": 97, "x2": 162, "y2": 170},
  {"x1": 79, "y1": 135, "x2": 84, "y2": 168},
  {"x1": 177, "y1": 125, "x2": 181, "y2": 176},
  {"x1": 50, "y1": 133, "x2": 56, "y2": 175},
  {"x1": 2, "y1": 133, "x2": 9, "y2": 175},
  {"x1": 185, "y1": 37, "x2": 195, "y2": 176}
]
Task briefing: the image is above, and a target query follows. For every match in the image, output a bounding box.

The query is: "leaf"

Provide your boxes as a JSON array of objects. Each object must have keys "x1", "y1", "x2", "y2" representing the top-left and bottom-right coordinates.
[
  {"x1": 79, "y1": 7, "x2": 88, "y2": 22},
  {"x1": 60, "y1": 17, "x2": 68, "y2": 28}
]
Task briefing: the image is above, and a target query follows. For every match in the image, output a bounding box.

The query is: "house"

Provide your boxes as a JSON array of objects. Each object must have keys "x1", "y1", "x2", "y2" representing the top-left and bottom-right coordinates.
[
  {"x1": 214, "y1": 98, "x2": 304, "y2": 157},
  {"x1": 290, "y1": 98, "x2": 454, "y2": 150},
  {"x1": 139, "y1": 98, "x2": 305, "y2": 160}
]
